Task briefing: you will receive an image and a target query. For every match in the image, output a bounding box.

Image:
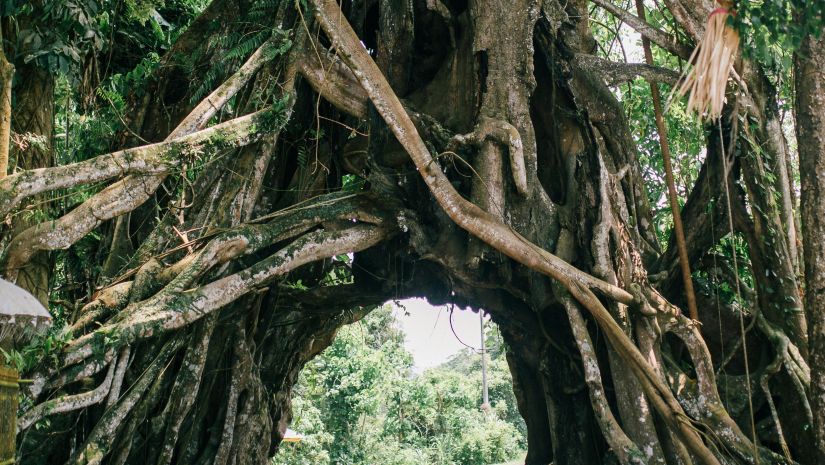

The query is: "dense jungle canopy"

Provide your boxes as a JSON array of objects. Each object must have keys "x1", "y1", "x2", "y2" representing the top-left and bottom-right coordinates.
[{"x1": 0, "y1": 0, "x2": 824, "y2": 464}]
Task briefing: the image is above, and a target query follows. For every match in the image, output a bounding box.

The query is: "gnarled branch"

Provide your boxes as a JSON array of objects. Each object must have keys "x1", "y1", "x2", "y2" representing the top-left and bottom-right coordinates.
[
  {"x1": 589, "y1": 0, "x2": 693, "y2": 60},
  {"x1": 575, "y1": 54, "x2": 681, "y2": 87}
]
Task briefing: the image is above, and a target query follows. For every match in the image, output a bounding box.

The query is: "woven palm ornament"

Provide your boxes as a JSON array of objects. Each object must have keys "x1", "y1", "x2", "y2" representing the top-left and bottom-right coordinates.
[{"x1": 670, "y1": 1, "x2": 740, "y2": 120}]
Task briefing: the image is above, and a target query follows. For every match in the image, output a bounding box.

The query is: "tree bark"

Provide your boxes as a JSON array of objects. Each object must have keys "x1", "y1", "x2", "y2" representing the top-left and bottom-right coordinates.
[{"x1": 796, "y1": 30, "x2": 825, "y2": 465}]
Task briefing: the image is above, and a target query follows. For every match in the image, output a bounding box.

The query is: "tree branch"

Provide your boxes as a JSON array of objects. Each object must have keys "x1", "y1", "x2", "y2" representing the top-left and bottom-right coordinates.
[
  {"x1": 2, "y1": 40, "x2": 283, "y2": 281},
  {"x1": 63, "y1": 222, "x2": 392, "y2": 366},
  {"x1": 589, "y1": 0, "x2": 693, "y2": 60},
  {"x1": 0, "y1": 111, "x2": 266, "y2": 217},
  {"x1": 171, "y1": 40, "x2": 278, "y2": 137},
  {"x1": 297, "y1": 41, "x2": 369, "y2": 118},
  {"x1": 575, "y1": 54, "x2": 681, "y2": 87}
]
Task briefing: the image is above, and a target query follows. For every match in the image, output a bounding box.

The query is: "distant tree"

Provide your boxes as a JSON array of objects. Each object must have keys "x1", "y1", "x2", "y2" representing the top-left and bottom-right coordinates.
[{"x1": 274, "y1": 306, "x2": 525, "y2": 465}]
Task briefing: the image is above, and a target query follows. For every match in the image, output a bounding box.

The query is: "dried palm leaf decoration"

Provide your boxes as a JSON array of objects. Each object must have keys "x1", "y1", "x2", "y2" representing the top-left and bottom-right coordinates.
[{"x1": 669, "y1": 1, "x2": 740, "y2": 120}]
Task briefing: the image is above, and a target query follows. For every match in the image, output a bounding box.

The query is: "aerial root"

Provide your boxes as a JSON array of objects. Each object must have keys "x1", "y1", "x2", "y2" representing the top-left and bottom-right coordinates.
[
  {"x1": 447, "y1": 116, "x2": 529, "y2": 197},
  {"x1": 22, "y1": 194, "x2": 386, "y2": 432},
  {"x1": 756, "y1": 314, "x2": 811, "y2": 407},
  {"x1": 2, "y1": 37, "x2": 290, "y2": 289},
  {"x1": 105, "y1": 346, "x2": 131, "y2": 408},
  {"x1": 214, "y1": 321, "x2": 252, "y2": 465},
  {"x1": 667, "y1": 316, "x2": 797, "y2": 465},
  {"x1": 18, "y1": 351, "x2": 116, "y2": 431},
  {"x1": 559, "y1": 288, "x2": 648, "y2": 465},
  {"x1": 156, "y1": 315, "x2": 217, "y2": 465},
  {"x1": 34, "y1": 350, "x2": 116, "y2": 399},
  {"x1": 71, "y1": 337, "x2": 184, "y2": 465},
  {"x1": 755, "y1": 312, "x2": 813, "y2": 452},
  {"x1": 58, "y1": 222, "x2": 391, "y2": 378},
  {"x1": 761, "y1": 364, "x2": 792, "y2": 461}
]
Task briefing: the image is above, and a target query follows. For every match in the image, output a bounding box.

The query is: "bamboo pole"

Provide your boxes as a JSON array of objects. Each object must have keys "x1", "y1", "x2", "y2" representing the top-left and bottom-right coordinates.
[
  {"x1": 0, "y1": 20, "x2": 13, "y2": 180},
  {"x1": 634, "y1": 0, "x2": 700, "y2": 321},
  {"x1": 0, "y1": 363, "x2": 18, "y2": 464}
]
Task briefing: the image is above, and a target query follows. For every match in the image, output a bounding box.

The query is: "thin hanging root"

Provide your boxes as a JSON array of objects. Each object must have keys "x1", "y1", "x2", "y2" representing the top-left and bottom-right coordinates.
[
  {"x1": 667, "y1": 3, "x2": 739, "y2": 120},
  {"x1": 761, "y1": 361, "x2": 793, "y2": 461}
]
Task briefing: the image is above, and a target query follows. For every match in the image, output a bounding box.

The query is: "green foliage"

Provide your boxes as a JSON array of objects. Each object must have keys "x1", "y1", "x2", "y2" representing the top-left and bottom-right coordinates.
[
  {"x1": 342, "y1": 174, "x2": 366, "y2": 192},
  {"x1": 1, "y1": 327, "x2": 73, "y2": 373},
  {"x1": 621, "y1": 75, "x2": 705, "y2": 246},
  {"x1": 15, "y1": 0, "x2": 107, "y2": 75},
  {"x1": 733, "y1": 0, "x2": 824, "y2": 65},
  {"x1": 186, "y1": 2, "x2": 288, "y2": 105},
  {"x1": 273, "y1": 396, "x2": 334, "y2": 465},
  {"x1": 319, "y1": 254, "x2": 354, "y2": 287},
  {"x1": 4, "y1": 0, "x2": 206, "y2": 89},
  {"x1": 258, "y1": 92, "x2": 295, "y2": 133},
  {"x1": 273, "y1": 306, "x2": 525, "y2": 465},
  {"x1": 123, "y1": 0, "x2": 165, "y2": 23},
  {"x1": 451, "y1": 419, "x2": 523, "y2": 465},
  {"x1": 90, "y1": 326, "x2": 121, "y2": 357}
]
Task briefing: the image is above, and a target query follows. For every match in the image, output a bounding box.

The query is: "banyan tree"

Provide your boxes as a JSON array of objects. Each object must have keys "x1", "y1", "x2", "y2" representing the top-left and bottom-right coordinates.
[{"x1": 0, "y1": 0, "x2": 824, "y2": 464}]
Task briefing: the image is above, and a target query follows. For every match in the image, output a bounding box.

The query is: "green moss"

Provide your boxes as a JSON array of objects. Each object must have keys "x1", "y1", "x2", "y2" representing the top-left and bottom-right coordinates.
[
  {"x1": 163, "y1": 141, "x2": 185, "y2": 162},
  {"x1": 91, "y1": 327, "x2": 122, "y2": 358}
]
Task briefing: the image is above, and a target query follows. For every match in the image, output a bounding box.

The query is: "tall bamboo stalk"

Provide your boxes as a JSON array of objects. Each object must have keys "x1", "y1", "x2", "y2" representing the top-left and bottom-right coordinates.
[
  {"x1": 635, "y1": 0, "x2": 700, "y2": 321},
  {"x1": 0, "y1": 363, "x2": 18, "y2": 464},
  {"x1": 0, "y1": 21, "x2": 13, "y2": 180}
]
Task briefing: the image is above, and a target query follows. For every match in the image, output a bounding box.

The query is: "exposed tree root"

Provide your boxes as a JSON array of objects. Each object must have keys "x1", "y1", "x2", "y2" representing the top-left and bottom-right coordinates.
[
  {"x1": 18, "y1": 354, "x2": 115, "y2": 430},
  {"x1": 71, "y1": 337, "x2": 184, "y2": 465},
  {"x1": 561, "y1": 290, "x2": 647, "y2": 465}
]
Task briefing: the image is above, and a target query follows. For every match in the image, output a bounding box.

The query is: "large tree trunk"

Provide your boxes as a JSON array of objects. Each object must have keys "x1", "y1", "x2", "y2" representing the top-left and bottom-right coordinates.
[
  {"x1": 1, "y1": 1, "x2": 814, "y2": 465},
  {"x1": 796, "y1": 30, "x2": 825, "y2": 465},
  {"x1": 0, "y1": 8, "x2": 56, "y2": 306},
  {"x1": 5, "y1": 62, "x2": 55, "y2": 307}
]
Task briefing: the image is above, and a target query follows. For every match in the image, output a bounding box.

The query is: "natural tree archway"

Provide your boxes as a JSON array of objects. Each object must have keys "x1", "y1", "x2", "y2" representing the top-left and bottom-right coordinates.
[{"x1": 1, "y1": 1, "x2": 823, "y2": 465}]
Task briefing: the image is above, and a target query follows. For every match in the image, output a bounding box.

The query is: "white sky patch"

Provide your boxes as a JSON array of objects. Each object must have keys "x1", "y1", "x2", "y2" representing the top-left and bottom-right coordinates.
[{"x1": 392, "y1": 298, "x2": 489, "y2": 373}]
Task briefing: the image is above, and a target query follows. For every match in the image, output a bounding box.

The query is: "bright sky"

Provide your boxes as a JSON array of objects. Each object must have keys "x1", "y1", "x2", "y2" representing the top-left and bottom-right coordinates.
[{"x1": 392, "y1": 298, "x2": 488, "y2": 372}]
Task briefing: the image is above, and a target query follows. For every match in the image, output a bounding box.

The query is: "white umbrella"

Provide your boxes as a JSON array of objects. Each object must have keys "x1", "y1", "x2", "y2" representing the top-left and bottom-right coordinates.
[
  {"x1": 0, "y1": 278, "x2": 52, "y2": 346},
  {"x1": 0, "y1": 278, "x2": 52, "y2": 463}
]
